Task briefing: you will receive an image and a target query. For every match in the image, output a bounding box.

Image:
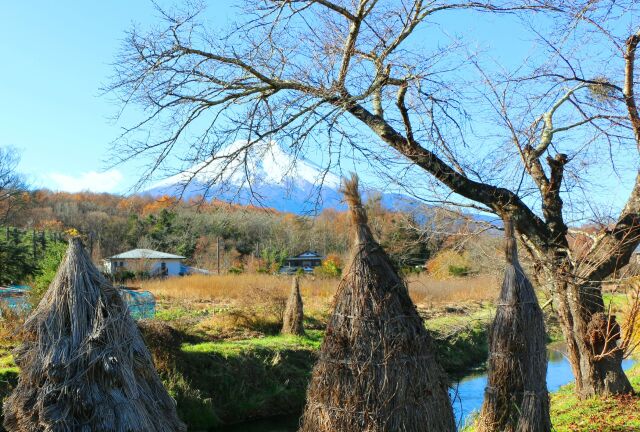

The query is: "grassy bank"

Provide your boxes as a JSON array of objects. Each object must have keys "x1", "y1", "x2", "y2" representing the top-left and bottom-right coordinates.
[
  {"x1": 3, "y1": 335, "x2": 640, "y2": 431},
  {"x1": 550, "y1": 364, "x2": 640, "y2": 431},
  {"x1": 145, "y1": 329, "x2": 323, "y2": 430},
  {"x1": 461, "y1": 364, "x2": 640, "y2": 431},
  {"x1": 424, "y1": 304, "x2": 493, "y2": 374},
  {"x1": 0, "y1": 347, "x2": 18, "y2": 420},
  {"x1": 24, "y1": 324, "x2": 638, "y2": 432}
]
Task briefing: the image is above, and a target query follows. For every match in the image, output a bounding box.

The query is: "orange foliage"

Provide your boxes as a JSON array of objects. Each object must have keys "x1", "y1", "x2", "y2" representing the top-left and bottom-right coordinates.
[
  {"x1": 323, "y1": 253, "x2": 343, "y2": 269},
  {"x1": 116, "y1": 195, "x2": 150, "y2": 213},
  {"x1": 142, "y1": 195, "x2": 179, "y2": 215},
  {"x1": 37, "y1": 219, "x2": 64, "y2": 231}
]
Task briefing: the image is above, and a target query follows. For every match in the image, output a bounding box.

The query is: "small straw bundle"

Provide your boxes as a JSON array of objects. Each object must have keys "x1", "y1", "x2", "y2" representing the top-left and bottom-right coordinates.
[
  {"x1": 282, "y1": 276, "x2": 305, "y2": 336},
  {"x1": 299, "y1": 174, "x2": 455, "y2": 432},
  {"x1": 477, "y1": 218, "x2": 550, "y2": 432},
  {"x1": 3, "y1": 238, "x2": 186, "y2": 432}
]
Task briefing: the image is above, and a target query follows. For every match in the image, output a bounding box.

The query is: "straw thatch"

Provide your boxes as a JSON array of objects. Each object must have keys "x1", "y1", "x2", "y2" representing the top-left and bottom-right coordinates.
[
  {"x1": 282, "y1": 276, "x2": 305, "y2": 336},
  {"x1": 477, "y1": 218, "x2": 550, "y2": 432},
  {"x1": 299, "y1": 174, "x2": 455, "y2": 432},
  {"x1": 3, "y1": 238, "x2": 186, "y2": 432}
]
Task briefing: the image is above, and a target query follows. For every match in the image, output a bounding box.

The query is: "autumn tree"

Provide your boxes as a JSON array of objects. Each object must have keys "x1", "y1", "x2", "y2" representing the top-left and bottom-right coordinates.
[{"x1": 108, "y1": 0, "x2": 640, "y2": 396}]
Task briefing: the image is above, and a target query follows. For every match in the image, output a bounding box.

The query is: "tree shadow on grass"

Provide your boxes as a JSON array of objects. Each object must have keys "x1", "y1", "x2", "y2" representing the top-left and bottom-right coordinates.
[{"x1": 175, "y1": 347, "x2": 315, "y2": 430}]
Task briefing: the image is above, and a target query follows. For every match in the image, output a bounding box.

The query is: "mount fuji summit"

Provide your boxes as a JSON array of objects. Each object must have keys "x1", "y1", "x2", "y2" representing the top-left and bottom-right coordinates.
[{"x1": 143, "y1": 141, "x2": 412, "y2": 214}]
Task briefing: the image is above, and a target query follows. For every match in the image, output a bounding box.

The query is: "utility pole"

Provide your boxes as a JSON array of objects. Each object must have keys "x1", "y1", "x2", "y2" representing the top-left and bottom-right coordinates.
[
  {"x1": 32, "y1": 228, "x2": 37, "y2": 260},
  {"x1": 216, "y1": 236, "x2": 221, "y2": 274}
]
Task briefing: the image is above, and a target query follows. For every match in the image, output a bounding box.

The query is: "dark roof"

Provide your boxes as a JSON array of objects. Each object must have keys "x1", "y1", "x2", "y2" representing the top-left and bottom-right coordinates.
[{"x1": 288, "y1": 251, "x2": 323, "y2": 260}]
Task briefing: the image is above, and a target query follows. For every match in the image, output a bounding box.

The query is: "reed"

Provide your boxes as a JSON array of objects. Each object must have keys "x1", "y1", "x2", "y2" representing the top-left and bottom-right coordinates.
[
  {"x1": 299, "y1": 175, "x2": 455, "y2": 432},
  {"x1": 282, "y1": 277, "x2": 305, "y2": 336},
  {"x1": 477, "y1": 219, "x2": 550, "y2": 432},
  {"x1": 3, "y1": 239, "x2": 186, "y2": 432}
]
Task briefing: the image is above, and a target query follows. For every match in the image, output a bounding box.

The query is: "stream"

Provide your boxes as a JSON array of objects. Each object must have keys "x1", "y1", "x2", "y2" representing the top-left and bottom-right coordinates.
[{"x1": 216, "y1": 350, "x2": 636, "y2": 431}]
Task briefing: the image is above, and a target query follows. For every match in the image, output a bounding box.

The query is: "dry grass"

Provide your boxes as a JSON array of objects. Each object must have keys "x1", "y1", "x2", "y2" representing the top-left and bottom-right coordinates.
[
  {"x1": 407, "y1": 273, "x2": 499, "y2": 306},
  {"x1": 140, "y1": 274, "x2": 336, "y2": 336},
  {"x1": 137, "y1": 273, "x2": 498, "y2": 337},
  {"x1": 141, "y1": 273, "x2": 497, "y2": 306},
  {"x1": 140, "y1": 273, "x2": 335, "y2": 303},
  {"x1": 0, "y1": 306, "x2": 26, "y2": 345}
]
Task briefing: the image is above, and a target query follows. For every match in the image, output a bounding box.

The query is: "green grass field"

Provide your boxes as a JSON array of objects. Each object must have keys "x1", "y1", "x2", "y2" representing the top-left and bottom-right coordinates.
[{"x1": 550, "y1": 365, "x2": 640, "y2": 431}]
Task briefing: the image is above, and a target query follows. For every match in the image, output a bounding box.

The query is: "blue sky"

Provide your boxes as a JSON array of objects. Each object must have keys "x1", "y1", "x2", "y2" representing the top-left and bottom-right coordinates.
[
  {"x1": 1, "y1": 1, "x2": 530, "y2": 195},
  {"x1": 1, "y1": 1, "x2": 234, "y2": 193},
  {"x1": 1, "y1": 1, "x2": 636, "y2": 219}
]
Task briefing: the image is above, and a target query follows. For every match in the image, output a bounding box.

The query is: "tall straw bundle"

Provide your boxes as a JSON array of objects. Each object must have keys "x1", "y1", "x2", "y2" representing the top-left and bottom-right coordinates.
[
  {"x1": 477, "y1": 218, "x2": 550, "y2": 432},
  {"x1": 299, "y1": 174, "x2": 455, "y2": 432},
  {"x1": 3, "y1": 238, "x2": 186, "y2": 432},
  {"x1": 282, "y1": 276, "x2": 305, "y2": 336}
]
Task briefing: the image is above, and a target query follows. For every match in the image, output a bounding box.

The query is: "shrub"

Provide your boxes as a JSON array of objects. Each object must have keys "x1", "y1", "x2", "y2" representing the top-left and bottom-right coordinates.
[
  {"x1": 228, "y1": 266, "x2": 243, "y2": 274},
  {"x1": 261, "y1": 247, "x2": 288, "y2": 273},
  {"x1": 314, "y1": 254, "x2": 342, "y2": 278},
  {"x1": 113, "y1": 270, "x2": 136, "y2": 282},
  {"x1": 426, "y1": 249, "x2": 471, "y2": 279},
  {"x1": 448, "y1": 265, "x2": 470, "y2": 277},
  {"x1": 401, "y1": 265, "x2": 423, "y2": 276},
  {"x1": 29, "y1": 241, "x2": 67, "y2": 306}
]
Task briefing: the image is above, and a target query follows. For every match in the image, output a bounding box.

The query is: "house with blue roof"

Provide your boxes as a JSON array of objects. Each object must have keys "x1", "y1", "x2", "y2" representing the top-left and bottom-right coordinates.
[{"x1": 104, "y1": 249, "x2": 186, "y2": 277}]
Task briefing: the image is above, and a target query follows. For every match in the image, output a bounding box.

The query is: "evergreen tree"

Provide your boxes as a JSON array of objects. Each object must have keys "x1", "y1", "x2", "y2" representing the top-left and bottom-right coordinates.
[{"x1": 0, "y1": 234, "x2": 38, "y2": 286}]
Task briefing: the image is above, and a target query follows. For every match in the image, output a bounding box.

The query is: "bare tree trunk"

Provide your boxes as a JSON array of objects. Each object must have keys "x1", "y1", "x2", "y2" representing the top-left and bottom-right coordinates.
[
  {"x1": 552, "y1": 274, "x2": 632, "y2": 397},
  {"x1": 478, "y1": 219, "x2": 550, "y2": 432}
]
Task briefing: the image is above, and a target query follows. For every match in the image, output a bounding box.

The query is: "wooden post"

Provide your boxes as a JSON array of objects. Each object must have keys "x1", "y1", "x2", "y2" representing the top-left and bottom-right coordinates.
[{"x1": 32, "y1": 229, "x2": 37, "y2": 260}]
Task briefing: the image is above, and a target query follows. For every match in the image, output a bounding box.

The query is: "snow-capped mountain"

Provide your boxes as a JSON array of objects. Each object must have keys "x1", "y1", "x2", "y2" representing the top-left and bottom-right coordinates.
[{"x1": 143, "y1": 141, "x2": 413, "y2": 214}]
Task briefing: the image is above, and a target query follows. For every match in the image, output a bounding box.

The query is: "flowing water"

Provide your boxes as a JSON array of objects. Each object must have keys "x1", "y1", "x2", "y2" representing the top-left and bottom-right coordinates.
[{"x1": 216, "y1": 350, "x2": 636, "y2": 431}]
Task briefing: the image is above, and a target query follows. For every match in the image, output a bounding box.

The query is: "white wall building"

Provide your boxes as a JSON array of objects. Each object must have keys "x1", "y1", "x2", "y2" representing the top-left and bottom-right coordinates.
[{"x1": 104, "y1": 249, "x2": 186, "y2": 277}]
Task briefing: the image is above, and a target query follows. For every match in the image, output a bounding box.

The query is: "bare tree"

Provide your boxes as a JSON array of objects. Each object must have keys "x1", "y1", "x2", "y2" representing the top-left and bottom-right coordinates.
[
  {"x1": 0, "y1": 147, "x2": 27, "y2": 223},
  {"x1": 108, "y1": 0, "x2": 640, "y2": 396},
  {"x1": 469, "y1": 1, "x2": 640, "y2": 397}
]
